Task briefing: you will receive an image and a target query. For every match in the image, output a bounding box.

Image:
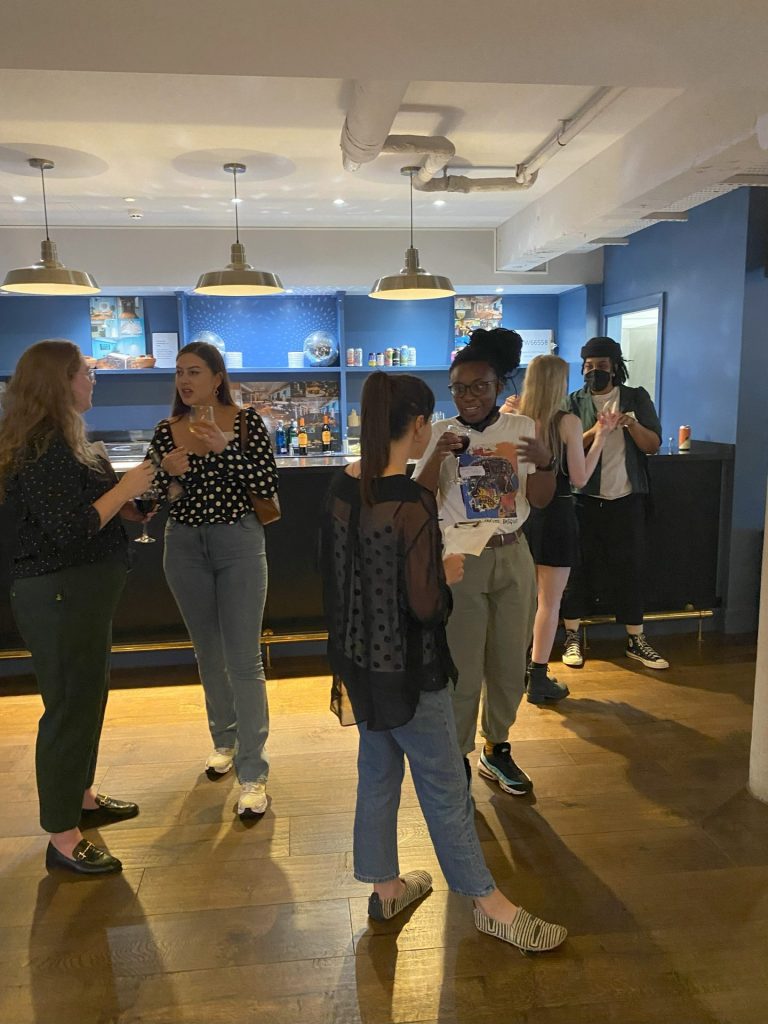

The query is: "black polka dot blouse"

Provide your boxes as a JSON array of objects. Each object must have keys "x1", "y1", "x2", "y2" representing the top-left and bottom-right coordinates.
[
  {"x1": 149, "y1": 407, "x2": 278, "y2": 526},
  {"x1": 6, "y1": 434, "x2": 128, "y2": 579},
  {"x1": 320, "y1": 471, "x2": 457, "y2": 731}
]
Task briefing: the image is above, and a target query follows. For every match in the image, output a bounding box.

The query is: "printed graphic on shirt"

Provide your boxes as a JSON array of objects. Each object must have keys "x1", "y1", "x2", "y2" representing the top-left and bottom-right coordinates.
[{"x1": 457, "y1": 442, "x2": 520, "y2": 521}]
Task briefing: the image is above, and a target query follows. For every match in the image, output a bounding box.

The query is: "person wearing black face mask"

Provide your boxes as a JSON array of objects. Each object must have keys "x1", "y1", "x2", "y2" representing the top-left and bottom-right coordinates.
[{"x1": 560, "y1": 336, "x2": 669, "y2": 670}]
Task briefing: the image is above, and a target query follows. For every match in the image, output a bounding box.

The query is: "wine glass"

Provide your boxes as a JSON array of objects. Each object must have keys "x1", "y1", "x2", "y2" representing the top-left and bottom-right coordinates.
[
  {"x1": 189, "y1": 404, "x2": 215, "y2": 437},
  {"x1": 133, "y1": 488, "x2": 159, "y2": 544},
  {"x1": 446, "y1": 422, "x2": 471, "y2": 454}
]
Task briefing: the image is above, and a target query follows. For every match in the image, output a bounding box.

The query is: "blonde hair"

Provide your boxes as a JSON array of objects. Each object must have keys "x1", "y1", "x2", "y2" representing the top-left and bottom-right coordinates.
[
  {"x1": 518, "y1": 355, "x2": 569, "y2": 465},
  {"x1": 0, "y1": 339, "x2": 103, "y2": 499}
]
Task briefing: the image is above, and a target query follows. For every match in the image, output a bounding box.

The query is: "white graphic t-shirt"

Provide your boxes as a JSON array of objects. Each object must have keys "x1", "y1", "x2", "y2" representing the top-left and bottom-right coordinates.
[{"x1": 414, "y1": 413, "x2": 536, "y2": 535}]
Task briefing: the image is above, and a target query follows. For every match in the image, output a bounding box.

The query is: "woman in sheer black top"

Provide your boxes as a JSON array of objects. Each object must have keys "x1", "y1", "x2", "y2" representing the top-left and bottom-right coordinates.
[{"x1": 319, "y1": 372, "x2": 567, "y2": 953}]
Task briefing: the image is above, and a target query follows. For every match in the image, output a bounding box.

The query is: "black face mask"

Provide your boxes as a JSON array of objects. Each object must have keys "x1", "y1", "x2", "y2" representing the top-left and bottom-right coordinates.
[{"x1": 584, "y1": 368, "x2": 612, "y2": 393}]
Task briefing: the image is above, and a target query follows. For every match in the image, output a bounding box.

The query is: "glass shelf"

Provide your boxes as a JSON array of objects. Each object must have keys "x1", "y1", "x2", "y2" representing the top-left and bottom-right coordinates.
[{"x1": 92, "y1": 366, "x2": 343, "y2": 376}]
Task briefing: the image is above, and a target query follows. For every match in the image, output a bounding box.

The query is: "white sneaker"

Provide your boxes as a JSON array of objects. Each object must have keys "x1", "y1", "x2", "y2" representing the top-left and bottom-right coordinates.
[
  {"x1": 205, "y1": 747, "x2": 234, "y2": 776},
  {"x1": 562, "y1": 629, "x2": 584, "y2": 668},
  {"x1": 238, "y1": 782, "x2": 268, "y2": 819}
]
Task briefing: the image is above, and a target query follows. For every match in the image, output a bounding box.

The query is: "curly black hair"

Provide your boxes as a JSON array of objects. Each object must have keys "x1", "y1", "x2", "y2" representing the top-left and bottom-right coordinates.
[{"x1": 451, "y1": 328, "x2": 523, "y2": 386}]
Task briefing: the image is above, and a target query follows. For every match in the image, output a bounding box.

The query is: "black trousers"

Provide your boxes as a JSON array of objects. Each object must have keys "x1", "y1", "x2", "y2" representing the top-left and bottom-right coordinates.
[
  {"x1": 560, "y1": 493, "x2": 647, "y2": 626},
  {"x1": 11, "y1": 558, "x2": 127, "y2": 833}
]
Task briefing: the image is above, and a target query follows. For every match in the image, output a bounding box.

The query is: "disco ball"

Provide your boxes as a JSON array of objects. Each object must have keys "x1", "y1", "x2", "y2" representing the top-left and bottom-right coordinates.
[
  {"x1": 191, "y1": 331, "x2": 226, "y2": 353},
  {"x1": 303, "y1": 330, "x2": 338, "y2": 366}
]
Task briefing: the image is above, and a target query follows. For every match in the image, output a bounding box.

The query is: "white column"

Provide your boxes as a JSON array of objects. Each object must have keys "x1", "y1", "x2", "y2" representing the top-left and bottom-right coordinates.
[{"x1": 748, "y1": 479, "x2": 768, "y2": 802}]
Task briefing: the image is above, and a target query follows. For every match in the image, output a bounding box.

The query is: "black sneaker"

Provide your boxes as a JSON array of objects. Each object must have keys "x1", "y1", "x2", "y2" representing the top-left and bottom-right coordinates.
[
  {"x1": 562, "y1": 629, "x2": 584, "y2": 668},
  {"x1": 478, "y1": 743, "x2": 533, "y2": 796},
  {"x1": 626, "y1": 633, "x2": 669, "y2": 669},
  {"x1": 526, "y1": 662, "x2": 570, "y2": 705}
]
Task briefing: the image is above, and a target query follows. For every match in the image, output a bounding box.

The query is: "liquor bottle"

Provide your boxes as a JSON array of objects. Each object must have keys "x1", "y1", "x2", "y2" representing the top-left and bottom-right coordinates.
[
  {"x1": 275, "y1": 421, "x2": 288, "y2": 455},
  {"x1": 289, "y1": 418, "x2": 299, "y2": 454},
  {"x1": 298, "y1": 417, "x2": 308, "y2": 456},
  {"x1": 321, "y1": 414, "x2": 332, "y2": 452}
]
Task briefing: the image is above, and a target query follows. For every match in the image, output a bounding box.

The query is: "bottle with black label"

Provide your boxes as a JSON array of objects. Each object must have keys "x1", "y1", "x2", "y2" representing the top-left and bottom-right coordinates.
[
  {"x1": 298, "y1": 417, "x2": 309, "y2": 456},
  {"x1": 289, "y1": 418, "x2": 299, "y2": 454},
  {"x1": 321, "y1": 414, "x2": 332, "y2": 452}
]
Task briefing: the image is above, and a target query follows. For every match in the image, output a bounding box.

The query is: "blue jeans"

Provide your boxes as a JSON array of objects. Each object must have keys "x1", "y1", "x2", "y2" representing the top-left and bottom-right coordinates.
[
  {"x1": 164, "y1": 513, "x2": 269, "y2": 783},
  {"x1": 354, "y1": 687, "x2": 495, "y2": 897}
]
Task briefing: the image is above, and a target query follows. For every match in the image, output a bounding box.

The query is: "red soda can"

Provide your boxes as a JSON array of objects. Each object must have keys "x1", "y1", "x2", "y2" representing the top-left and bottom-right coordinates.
[{"x1": 678, "y1": 425, "x2": 691, "y2": 451}]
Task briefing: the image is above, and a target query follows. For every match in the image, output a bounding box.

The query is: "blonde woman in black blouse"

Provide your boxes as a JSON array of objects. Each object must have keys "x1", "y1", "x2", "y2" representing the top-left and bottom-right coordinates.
[
  {"x1": 149, "y1": 342, "x2": 279, "y2": 819},
  {"x1": 0, "y1": 340, "x2": 156, "y2": 875}
]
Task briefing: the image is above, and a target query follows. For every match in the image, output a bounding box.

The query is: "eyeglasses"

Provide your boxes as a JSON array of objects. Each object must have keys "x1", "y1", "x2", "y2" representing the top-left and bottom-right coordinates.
[
  {"x1": 86, "y1": 368, "x2": 96, "y2": 382},
  {"x1": 448, "y1": 378, "x2": 497, "y2": 399}
]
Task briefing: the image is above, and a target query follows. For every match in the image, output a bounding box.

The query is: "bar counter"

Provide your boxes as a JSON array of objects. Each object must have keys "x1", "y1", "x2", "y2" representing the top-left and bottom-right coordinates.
[{"x1": 0, "y1": 441, "x2": 734, "y2": 662}]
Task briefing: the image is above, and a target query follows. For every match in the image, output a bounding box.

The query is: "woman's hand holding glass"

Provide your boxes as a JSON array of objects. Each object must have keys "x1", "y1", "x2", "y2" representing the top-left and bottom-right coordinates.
[
  {"x1": 161, "y1": 447, "x2": 190, "y2": 476},
  {"x1": 118, "y1": 461, "x2": 157, "y2": 500}
]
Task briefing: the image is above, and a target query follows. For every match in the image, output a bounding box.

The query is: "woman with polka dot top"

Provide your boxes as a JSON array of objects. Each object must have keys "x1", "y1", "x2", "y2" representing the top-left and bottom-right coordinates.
[
  {"x1": 0, "y1": 340, "x2": 157, "y2": 876},
  {"x1": 149, "y1": 342, "x2": 278, "y2": 820}
]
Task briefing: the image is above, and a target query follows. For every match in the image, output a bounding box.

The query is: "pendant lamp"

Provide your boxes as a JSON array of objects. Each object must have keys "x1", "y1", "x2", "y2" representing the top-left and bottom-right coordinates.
[
  {"x1": 369, "y1": 166, "x2": 454, "y2": 300},
  {"x1": 1, "y1": 158, "x2": 99, "y2": 295},
  {"x1": 194, "y1": 163, "x2": 284, "y2": 296}
]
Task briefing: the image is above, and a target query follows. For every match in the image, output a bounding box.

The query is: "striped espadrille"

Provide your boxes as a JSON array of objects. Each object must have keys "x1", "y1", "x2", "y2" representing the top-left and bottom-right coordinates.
[
  {"x1": 367, "y1": 870, "x2": 433, "y2": 921},
  {"x1": 474, "y1": 905, "x2": 567, "y2": 953}
]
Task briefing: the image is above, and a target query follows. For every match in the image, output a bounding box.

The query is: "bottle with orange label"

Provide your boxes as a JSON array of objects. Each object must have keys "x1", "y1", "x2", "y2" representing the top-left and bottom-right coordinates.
[
  {"x1": 321, "y1": 414, "x2": 332, "y2": 452},
  {"x1": 298, "y1": 417, "x2": 309, "y2": 456}
]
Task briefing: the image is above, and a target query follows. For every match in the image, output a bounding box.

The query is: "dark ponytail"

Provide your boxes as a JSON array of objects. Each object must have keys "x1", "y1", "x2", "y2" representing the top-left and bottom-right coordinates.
[
  {"x1": 451, "y1": 327, "x2": 523, "y2": 386},
  {"x1": 359, "y1": 371, "x2": 435, "y2": 505}
]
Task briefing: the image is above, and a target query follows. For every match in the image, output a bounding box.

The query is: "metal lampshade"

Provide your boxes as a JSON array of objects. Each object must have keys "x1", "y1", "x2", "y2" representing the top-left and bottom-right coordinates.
[
  {"x1": 1, "y1": 159, "x2": 99, "y2": 296},
  {"x1": 194, "y1": 163, "x2": 284, "y2": 297},
  {"x1": 369, "y1": 166, "x2": 454, "y2": 301},
  {"x1": 195, "y1": 242, "x2": 284, "y2": 296},
  {"x1": 370, "y1": 245, "x2": 455, "y2": 300}
]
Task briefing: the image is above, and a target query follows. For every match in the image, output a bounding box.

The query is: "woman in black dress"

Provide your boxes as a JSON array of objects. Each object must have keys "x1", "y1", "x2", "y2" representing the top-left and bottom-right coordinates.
[{"x1": 513, "y1": 355, "x2": 619, "y2": 701}]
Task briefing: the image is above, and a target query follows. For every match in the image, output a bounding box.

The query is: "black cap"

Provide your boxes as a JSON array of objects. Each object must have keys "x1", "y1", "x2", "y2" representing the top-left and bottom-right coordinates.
[{"x1": 580, "y1": 336, "x2": 623, "y2": 360}]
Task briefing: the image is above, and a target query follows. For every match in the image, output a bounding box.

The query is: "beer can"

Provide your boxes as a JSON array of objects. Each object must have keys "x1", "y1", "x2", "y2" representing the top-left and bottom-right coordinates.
[
  {"x1": 368, "y1": 352, "x2": 376, "y2": 367},
  {"x1": 376, "y1": 352, "x2": 385, "y2": 366},
  {"x1": 346, "y1": 347, "x2": 355, "y2": 366},
  {"x1": 354, "y1": 348, "x2": 363, "y2": 367},
  {"x1": 409, "y1": 346, "x2": 417, "y2": 366},
  {"x1": 400, "y1": 345, "x2": 410, "y2": 366},
  {"x1": 392, "y1": 348, "x2": 400, "y2": 366},
  {"x1": 678, "y1": 425, "x2": 691, "y2": 452},
  {"x1": 384, "y1": 347, "x2": 393, "y2": 367}
]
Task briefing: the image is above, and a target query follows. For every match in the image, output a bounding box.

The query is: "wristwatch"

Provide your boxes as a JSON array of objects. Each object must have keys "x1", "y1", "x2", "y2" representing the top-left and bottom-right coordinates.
[{"x1": 536, "y1": 456, "x2": 556, "y2": 471}]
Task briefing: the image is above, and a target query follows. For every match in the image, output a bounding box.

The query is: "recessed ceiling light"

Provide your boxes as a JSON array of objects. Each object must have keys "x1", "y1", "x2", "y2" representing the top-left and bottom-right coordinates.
[
  {"x1": 333, "y1": 198, "x2": 346, "y2": 206},
  {"x1": 123, "y1": 197, "x2": 136, "y2": 203},
  {"x1": 433, "y1": 199, "x2": 446, "y2": 207},
  {"x1": 12, "y1": 195, "x2": 27, "y2": 203},
  {"x1": 231, "y1": 196, "x2": 243, "y2": 204}
]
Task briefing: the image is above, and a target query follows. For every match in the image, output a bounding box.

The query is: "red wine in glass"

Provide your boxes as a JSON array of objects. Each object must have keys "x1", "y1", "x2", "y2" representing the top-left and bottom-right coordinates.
[
  {"x1": 455, "y1": 434, "x2": 471, "y2": 454},
  {"x1": 134, "y1": 494, "x2": 159, "y2": 516}
]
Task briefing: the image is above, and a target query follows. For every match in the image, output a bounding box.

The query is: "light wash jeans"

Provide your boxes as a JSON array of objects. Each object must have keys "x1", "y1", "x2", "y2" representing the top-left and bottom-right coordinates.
[
  {"x1": 164, "y1": 513, "x2": 269, "y2": 783},
  {"x1": 354, "y1": 687, "x2": 495, "y2": 897}
]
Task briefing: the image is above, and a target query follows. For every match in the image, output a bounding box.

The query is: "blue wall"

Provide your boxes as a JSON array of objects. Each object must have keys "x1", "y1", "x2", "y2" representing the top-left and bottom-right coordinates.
[
  {"x1": 603, "y1": 186, "x2": 767, "y2": 631},
  {"x1": 603, "y1": 189, "x2": 750, "y2": 444},
  {"x1": 0, "y1": 294, "x2": 179, "y2": 373}
]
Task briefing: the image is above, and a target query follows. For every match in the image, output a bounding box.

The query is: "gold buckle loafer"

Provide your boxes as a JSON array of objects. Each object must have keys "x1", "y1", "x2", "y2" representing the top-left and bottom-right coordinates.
[
  {"x1": 45, "y1": 839, "x2": 123, "y2": 875},
  {"x1": 81, "y1": 793, "x2": 139, "y2": 824}
]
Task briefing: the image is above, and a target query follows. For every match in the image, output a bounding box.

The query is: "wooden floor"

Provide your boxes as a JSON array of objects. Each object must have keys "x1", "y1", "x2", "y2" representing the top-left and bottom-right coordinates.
[{"x1": 0, "y1": 634, "x2": 765, "y2": 1024}]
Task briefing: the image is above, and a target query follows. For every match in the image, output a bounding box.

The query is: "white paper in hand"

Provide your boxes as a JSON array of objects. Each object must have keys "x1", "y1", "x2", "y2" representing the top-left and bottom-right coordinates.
[{"x1": 443, "y1": 521, "x2": 499, "y2": 557}]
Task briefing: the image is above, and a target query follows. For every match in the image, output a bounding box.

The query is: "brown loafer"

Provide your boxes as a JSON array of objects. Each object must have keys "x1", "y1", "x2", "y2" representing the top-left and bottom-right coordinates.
[
  {"x1": 81, "y1": 794, "x2": 139, "y2": 824},
  {"x1": 45, "y1": 839, "x2": 122, "y2": 875}
]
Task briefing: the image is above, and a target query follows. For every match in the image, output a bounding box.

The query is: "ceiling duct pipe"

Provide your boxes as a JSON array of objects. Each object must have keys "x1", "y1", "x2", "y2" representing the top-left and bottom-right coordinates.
[
  {"x1": 516, "y1": 86, "x2": 626, "y2": 180},
  {"x1": 381, "y1": 135, "x2": 456, "y2": 182},
  {"x1": 412, "y1": 170, "x2": 538, "y2": 193},
  {"x1": 340, "y1": 80, "x2": 410, "y2": 171}
]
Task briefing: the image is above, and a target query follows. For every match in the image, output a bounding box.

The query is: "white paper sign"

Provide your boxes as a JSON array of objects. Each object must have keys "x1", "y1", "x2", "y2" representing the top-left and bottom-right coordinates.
[
  {"x1": 518, "y1": 330, "x2": 555, "y2": 364},
  {"x1": 443, "y1": 522, "x2": 499, "y2": 557},
  {"x1": 151, "y1": 332, "x2": 179, "y2": 368}
]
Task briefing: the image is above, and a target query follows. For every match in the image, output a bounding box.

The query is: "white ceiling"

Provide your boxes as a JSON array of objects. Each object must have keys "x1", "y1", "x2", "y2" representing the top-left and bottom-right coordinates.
[{"x1": 1, "y1": 0, "x2": 767, "y2": 268}]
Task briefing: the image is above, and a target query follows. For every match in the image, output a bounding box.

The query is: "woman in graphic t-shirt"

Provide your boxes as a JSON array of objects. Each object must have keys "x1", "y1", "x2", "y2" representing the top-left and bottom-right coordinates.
[{"x1": 414, "y1": 329, "x2": 555, "y2": 797}]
